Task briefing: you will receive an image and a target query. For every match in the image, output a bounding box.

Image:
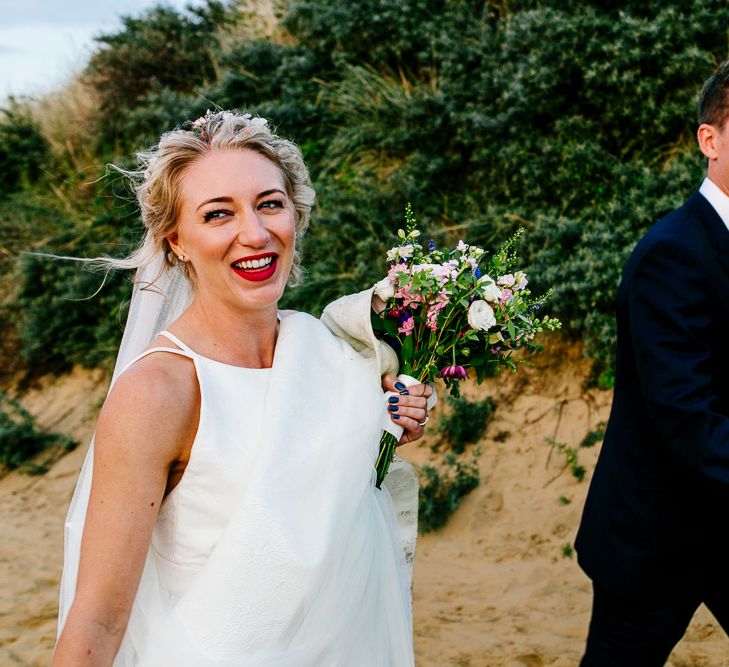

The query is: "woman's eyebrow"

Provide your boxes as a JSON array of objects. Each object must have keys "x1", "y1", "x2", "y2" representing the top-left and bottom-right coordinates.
[
  {"x1": 195, "y1": 189, "x2": 286, "y2": 211},
  {"x1": 257, "y1": 188, "x2": 286, "y2": 199},
  {"x1": 196, "y1": 196, "x2": 234, "y2": 211}
]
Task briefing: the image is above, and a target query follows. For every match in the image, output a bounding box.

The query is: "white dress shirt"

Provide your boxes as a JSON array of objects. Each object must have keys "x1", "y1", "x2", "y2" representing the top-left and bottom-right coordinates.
[{"x1": 699, "y1": 176, "x2": 729, "y2": 232}]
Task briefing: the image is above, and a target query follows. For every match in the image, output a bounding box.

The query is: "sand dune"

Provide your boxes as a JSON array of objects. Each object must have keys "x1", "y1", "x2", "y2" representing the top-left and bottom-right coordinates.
[{"x1": 2, "y1": 348, "x2": 728, "y2": 666}]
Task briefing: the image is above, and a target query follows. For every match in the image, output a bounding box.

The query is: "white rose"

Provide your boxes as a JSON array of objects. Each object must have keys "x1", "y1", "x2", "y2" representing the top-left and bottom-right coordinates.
[
  {"x1": 373, "y1": 277, "x2": 395, "y2": 301},
  {"x1": 481, "y1": 280, "x2": 502, "y2": 303},
  {"x1": 468, "y1": 300, "x2": 497, "y2": 331}
]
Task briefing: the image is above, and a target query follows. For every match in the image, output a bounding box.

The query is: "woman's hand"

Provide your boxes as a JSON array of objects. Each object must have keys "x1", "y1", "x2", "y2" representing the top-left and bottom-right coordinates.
[{"x1": 381, "y1": 375, "x2": 434, "y2": 446}]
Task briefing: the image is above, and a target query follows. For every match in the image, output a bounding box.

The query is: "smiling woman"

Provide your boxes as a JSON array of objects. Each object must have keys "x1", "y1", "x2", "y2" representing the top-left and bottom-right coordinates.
[{"x1": 51, "y1": 110, "x2": 431, "y2": 666}]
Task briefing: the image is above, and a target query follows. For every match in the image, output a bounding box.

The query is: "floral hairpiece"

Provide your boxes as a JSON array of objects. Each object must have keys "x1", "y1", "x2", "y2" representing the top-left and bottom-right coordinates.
[{"x1": 188, "y1": 110, "x2": 269, "y2": 142}]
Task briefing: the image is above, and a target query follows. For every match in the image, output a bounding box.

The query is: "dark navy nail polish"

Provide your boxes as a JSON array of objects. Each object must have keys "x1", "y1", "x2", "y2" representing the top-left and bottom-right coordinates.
[
  {"x1": 388, "y1": 396, "x2": 399, "y2": 404},
  {"x1": 399, "y1": 389, "x2": 409, "y2": 396},
  {"x1": 392, "y1": 414, "x2": 400, "y2": 420},
  {"x1": 388, "y1": 405, "x2": 399, "y2": 412},
  {"x1": 394, "y1": 381, "x2": 406, "y2": 391}
]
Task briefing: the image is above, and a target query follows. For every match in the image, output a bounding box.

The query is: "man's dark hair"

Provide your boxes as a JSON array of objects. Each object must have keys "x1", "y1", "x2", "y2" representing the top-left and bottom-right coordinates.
[{"x1": 698, "y1": 59, "x2": 729, "y2": 128}]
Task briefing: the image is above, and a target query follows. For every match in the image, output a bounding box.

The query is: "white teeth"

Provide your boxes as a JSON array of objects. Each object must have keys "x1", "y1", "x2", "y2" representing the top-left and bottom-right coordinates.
[{"x1": 234, "y1": 256, "x2": 274, "y2": 270}]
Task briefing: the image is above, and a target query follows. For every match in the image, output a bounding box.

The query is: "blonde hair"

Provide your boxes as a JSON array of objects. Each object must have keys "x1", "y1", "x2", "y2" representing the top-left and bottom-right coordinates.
[{"x1": 102, "y1": 110, "x2": 315, "y2": 287}]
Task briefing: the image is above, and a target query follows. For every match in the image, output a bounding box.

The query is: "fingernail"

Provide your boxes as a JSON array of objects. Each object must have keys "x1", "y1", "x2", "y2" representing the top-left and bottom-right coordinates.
[
  {"x1": 392, "y1": 414, "x2": 400, "y2": 420},
  {"x1": 388, "y1": 396, "x2": 399, "y2": 404},
  {"x1": 394, "y1": 381, "x2": 406, "y2": 391},
  {"x1": 399, "y1": 389, "x2": 409, "y2": 396},
  {"x1": 388, "y1": 405, "x2": 399, "y2": 412}
]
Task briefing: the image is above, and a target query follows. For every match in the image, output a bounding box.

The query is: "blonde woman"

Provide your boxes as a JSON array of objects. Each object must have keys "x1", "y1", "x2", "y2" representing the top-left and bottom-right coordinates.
[{"x1": 52, "y1": 111, "x2": 432, "y2": 666}]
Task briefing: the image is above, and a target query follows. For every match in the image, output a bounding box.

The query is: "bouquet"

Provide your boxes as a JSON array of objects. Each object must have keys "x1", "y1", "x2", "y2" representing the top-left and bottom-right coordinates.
[{"x1": 372, "y1": 205, "x2": 561, "y2": 487}]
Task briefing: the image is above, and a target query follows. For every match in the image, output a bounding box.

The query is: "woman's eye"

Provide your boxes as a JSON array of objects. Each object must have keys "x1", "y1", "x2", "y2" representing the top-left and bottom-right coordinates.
[
  {"x1": 203, "y1": 209, "x2": 232, "y2": 222},
  {"x1": 259, "y1": 199, "x2": 285, "y2": 211}
]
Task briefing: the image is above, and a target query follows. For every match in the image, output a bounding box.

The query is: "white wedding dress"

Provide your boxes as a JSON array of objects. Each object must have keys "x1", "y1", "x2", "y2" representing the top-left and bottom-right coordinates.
[{"x1": 56, "y1": 267, "x2": 420, "y2": 666}]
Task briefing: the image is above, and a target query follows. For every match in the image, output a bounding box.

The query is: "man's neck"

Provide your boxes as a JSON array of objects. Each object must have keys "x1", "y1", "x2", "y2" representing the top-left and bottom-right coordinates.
[{"x1": 700, "y1": 175, "x2": 729, "y2": 232}]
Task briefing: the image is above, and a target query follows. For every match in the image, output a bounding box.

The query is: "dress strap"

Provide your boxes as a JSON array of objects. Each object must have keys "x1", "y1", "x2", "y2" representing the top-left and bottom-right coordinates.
[
  {"x1": 158, "y1": 330, "x2": 195, "y2": 354},
  {"x1": 111, "y1": 345, "x2": 195, "y2": 390}
]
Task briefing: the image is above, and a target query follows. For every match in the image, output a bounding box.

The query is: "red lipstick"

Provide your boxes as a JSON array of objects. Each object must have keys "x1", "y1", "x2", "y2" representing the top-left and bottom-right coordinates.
[{"x1": 231, "y1": 253, "x2": 278, "y2": 282}]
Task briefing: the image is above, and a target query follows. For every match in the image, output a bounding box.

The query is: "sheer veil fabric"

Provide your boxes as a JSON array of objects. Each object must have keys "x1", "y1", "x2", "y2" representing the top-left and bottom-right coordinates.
[{"x1": 56, "y1": 256, "x2": 419, "y2": 666}]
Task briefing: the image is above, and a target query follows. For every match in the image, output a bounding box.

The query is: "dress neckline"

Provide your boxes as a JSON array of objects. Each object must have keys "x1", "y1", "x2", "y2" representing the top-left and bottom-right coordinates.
[{"x1": 158, "y1": 316, "x2": 285, "y2": 371}]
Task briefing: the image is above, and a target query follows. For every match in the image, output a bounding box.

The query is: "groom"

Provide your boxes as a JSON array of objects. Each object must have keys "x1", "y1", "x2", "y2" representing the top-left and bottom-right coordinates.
[{"x1": 575, "y1": 60, "x2": 729, "y2": 665}]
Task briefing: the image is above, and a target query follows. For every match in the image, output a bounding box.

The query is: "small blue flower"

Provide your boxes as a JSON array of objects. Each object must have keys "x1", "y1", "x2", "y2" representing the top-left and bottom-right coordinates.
[
  {"x1": 474, "y1": 268, "x2": 482, "y2": 279},
  {"x1": 428, "y1": 239, "x2": 436, "y2": 252}
]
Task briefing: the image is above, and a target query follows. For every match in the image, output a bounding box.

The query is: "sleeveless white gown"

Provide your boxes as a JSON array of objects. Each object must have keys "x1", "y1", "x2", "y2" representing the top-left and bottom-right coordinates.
[{"x1": 74, "y1": 297, "x2": 419, "y2": 666}]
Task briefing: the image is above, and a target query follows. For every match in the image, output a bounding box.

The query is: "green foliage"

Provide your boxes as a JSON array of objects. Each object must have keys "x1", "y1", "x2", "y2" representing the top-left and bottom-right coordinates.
[
  {"x1": 437, "y1": 395, "x2": 496, "y2": 454},
  {"x1": 3, "y1": 0, "x2": 729, "y2": 380},
  {"x1": 0, "y1": 101, "x2": 48, "y2": 198},
  {"x1": 546, "y1": 436, "x2": 586, "y2": 482},
  {"x1": 562, "y1": 542, "x2": 574, "y2": 559},
  {"x1": 0, "y1": 392, "x2": 75, "y2": 470},
  {"x1": 15, "y1": 253, "x2": 130, "y2": 375},
  {"x1": 418, "y1": 449, "x2": 480, "y2": 533},
  {"x1": 87, "y1": 1, "x2": 231, "y2": 150},
  {"x1": 580, "y1": 423, "x2": 606, "y2": 449}
]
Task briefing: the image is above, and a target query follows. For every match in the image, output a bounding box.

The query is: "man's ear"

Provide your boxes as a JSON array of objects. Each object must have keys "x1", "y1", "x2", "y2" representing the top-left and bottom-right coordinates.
[{"x1": 698, "y1": 123, "x2": 719, "y2": 161}]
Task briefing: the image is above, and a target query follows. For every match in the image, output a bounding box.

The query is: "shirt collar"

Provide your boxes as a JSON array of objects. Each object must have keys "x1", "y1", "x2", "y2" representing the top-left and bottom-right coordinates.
[{"x1": 699, "y1": 177, "x2": 729, "y2": 232}]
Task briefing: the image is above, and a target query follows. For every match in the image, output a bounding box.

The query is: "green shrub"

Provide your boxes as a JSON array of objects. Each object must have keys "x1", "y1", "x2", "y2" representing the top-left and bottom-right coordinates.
[
  {"x1": 0, "y1": 392, "x2": 75, "y2": 470},
  {"x1": 437, "y1": 395, "x2": 496, "y2": 454},
  {"x1": 4, "y1": 0, "x2": 729, "y2": 382},
  {"x1": 0, "y1": 102, "x2": 48, "y2": 198},
  {"x1": 418, "y1": 449, "x2": 480, "y2": 533},
  {"x1": 580, "y1": 424, "x2": 606, "y2": 449},
  {"x1": 86, "y1": 1, "x2": 231, "y2": 150}
]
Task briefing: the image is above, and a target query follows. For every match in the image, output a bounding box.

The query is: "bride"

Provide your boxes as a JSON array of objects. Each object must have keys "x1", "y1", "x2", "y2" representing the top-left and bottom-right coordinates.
[{"x1": 51, "y1": 110, "x2": 433, "y2": 666}]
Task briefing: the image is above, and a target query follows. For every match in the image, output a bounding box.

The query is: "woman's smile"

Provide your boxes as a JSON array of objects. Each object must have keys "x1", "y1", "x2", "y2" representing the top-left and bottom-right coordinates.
[{"x1": 231, "y1": 252, "x2": 279, "y2": 282}]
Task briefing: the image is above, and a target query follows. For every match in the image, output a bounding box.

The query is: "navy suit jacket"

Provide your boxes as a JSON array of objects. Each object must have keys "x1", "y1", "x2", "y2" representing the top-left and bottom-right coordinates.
[{"x1": 575, "y1": 190, "x2": 729, "y2": 597}]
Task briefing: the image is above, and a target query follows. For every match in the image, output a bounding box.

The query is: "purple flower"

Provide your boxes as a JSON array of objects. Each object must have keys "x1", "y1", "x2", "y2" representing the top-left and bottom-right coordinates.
[{"x1": 440, "y1": 365, "x2": 468, "y2": 380}]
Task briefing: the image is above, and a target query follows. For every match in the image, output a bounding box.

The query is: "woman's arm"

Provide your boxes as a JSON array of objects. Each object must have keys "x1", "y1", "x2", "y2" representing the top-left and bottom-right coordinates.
[{"x1": 52, "y1": 354, "x2": 198, "y2": 666}]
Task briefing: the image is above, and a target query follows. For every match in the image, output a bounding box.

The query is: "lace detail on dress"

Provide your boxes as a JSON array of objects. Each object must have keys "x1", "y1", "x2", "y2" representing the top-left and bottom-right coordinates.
[{"x1": 382, "y1": 454, "x2": 419, "y2": 586}]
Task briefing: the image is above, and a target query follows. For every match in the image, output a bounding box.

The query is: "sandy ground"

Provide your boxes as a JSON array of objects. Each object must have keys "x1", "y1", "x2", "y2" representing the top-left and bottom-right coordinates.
[{"x1": 2, "y1": 348, "x2": 729, "y2": 666}]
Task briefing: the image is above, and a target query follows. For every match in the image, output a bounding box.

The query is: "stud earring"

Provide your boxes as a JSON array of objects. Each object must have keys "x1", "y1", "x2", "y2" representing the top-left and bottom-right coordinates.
[{"x1": 178, "y1": 254, "x2": 185, "y2": 262}]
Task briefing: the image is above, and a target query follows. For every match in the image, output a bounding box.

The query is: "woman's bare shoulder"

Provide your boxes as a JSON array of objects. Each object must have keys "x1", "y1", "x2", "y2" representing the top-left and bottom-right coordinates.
[{"x1": 96, "y1": 344, "x2": 199, "y2": 464}]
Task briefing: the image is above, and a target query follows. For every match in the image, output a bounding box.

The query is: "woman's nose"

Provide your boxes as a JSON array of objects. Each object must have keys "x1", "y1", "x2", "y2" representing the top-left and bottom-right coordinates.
[{"x1": 237, "y1": 209, "x2": 270, "y2": 248}]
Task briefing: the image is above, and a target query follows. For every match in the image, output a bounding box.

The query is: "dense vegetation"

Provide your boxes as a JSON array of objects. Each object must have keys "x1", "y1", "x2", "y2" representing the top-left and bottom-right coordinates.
[{"x1": 0, "y1": 0, "x2": 725, "y2": 388}]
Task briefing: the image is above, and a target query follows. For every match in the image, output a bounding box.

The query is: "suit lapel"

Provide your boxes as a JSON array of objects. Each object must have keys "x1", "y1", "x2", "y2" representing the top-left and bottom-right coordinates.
[{"x1": 685, "y1": 190, "x2": 729, "y2": 277}]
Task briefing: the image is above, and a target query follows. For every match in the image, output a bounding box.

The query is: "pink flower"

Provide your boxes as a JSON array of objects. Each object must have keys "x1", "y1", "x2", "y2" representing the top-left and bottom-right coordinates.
[
  {"x1": 388, "y1": 263, "x2": 408, "y2": 282},
  {"x1": 398, "y1": 316, "x2": 415, "y2": 336},
  {"x1": 440, "y1": 365, "x2": 468, "y2": 380},
  {"x1": 500, "y1": 289, "x2": 513, "y2": 306},
  {"x1": 396, "y1": 285, "x2": 423, "y2": 309},
  {"x1": 426, "y1": 301, "x2": 447, "y2": 331},
  {"x1": 498, "y1": 274, "x2": 515, "y2": 287}
]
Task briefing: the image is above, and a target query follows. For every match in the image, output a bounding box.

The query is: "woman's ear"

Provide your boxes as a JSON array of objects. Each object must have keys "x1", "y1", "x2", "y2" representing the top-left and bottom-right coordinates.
[{"x1": 167, "y1": 232, "x2": 185, "y2": 259}]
